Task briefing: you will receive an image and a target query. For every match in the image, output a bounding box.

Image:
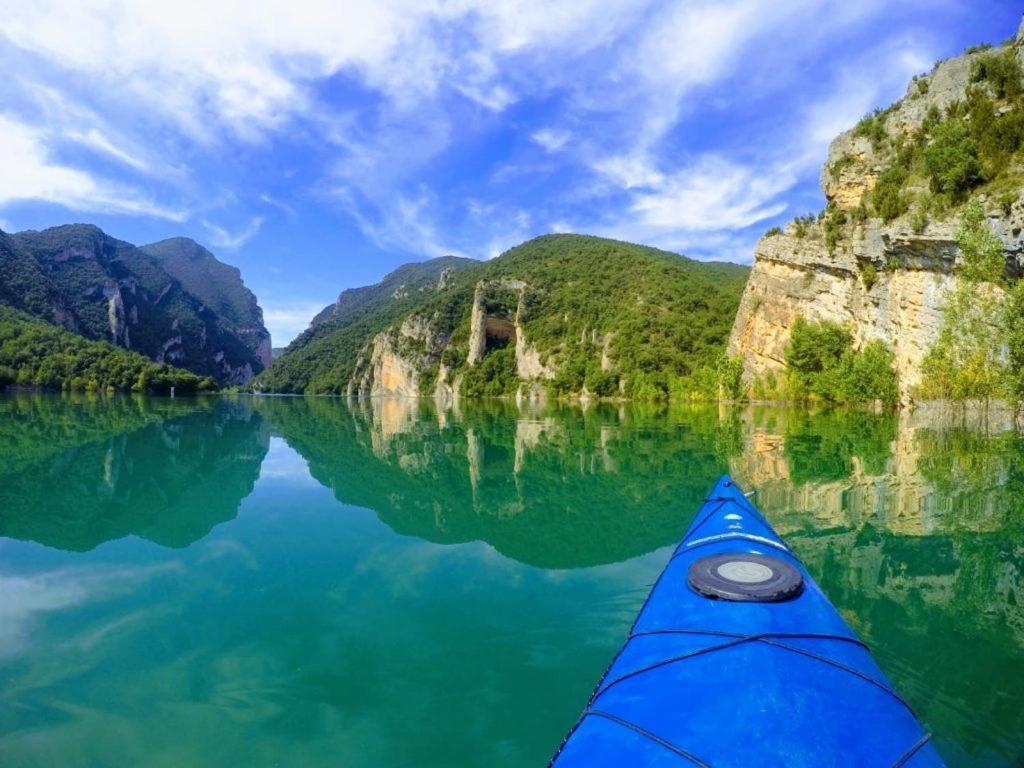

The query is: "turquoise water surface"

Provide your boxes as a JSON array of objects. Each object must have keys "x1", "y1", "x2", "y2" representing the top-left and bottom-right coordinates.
[{"x1": 0, "y1": 394, "x2": 1021, "y2": 766}]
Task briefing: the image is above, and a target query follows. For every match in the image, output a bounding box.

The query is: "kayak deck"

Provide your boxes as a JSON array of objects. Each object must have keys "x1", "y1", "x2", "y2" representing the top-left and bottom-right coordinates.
[{"x1": 550, "y1": 475, "x2": 945, "y2": 767}]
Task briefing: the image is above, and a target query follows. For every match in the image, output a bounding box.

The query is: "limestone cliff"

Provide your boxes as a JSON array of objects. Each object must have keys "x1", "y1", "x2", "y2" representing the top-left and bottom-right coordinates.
[
  {"x1": 350, "y1": 278, "x2": 553, "y2": 401},
  {"x1": 466, "y1": 279, "x2": 554, "y2": 382},
  {"x1": 729, "y1": 26, "x2": 1024, "y2": 401},
  {"x1": 349, "y1": 314, "x2": 450, "y2": 399}
]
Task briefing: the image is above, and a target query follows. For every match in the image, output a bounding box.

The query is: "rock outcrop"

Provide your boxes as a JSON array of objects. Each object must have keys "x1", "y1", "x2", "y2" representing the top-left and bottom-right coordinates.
[
  {"x1": 352, "y1": 278, "x2": 556, "y2": 401},
  {"x1": 728, "y1": 224, "x2": 960, "y2": 398},
  {"x1": 349, "y1": 315, "x2": 450, "y2": 399},
  {"x1": 729, "y1": 31, "x2": 1024, "y2": 402},
  {"x1": 467, "y1": 279, "x2": 554, "y2": 383}
]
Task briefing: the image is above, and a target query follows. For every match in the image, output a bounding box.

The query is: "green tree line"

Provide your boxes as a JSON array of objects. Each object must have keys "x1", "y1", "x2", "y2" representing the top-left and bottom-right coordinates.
[{"x1": 0, "y1": 306, "x2": 216, "y2": 394}]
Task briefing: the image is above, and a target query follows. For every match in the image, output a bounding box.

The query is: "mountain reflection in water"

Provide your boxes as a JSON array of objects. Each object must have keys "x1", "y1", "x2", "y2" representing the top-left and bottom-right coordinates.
[{"x1": 0, "y1": 393, "x2": 1020, "y2": 766}]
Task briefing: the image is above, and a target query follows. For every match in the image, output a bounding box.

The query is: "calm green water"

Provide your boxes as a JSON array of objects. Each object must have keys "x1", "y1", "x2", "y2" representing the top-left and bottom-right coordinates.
[{"x1": 0, "y1": 394, "x2": 1021, "y2": 767}]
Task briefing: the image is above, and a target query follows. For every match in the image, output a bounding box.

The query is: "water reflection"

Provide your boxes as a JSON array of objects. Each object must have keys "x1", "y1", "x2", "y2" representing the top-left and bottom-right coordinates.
[
  {"x1": 0, "y1": 394, "x2": 1021, "y2": 765},
  {"x1": 256, "y1": 397, "x2": 741, "y2": 568},
  {"x1": 0, "y1": 395, "x2": 268, "y2": 550}
]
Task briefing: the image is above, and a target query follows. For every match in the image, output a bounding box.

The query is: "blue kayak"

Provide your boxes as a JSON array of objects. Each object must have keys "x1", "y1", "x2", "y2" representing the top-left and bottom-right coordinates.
[{"x1": 550, "y1": 475, "x2": 945, "y2": 767}]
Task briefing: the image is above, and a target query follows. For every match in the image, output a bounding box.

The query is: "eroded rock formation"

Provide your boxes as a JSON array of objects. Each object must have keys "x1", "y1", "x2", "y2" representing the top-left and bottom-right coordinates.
[
  {"x1": 353, "y1": 278, "x2": 553, "y2": 400},
  {"x1": 729, "y1": 32, "x2": 1024, "y2": 401}
]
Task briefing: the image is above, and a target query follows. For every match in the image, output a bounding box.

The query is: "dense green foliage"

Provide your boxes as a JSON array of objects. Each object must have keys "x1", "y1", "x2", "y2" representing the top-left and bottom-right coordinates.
[
  {"x1": 0, "y1": 306, "x2": 215, "y2": 394},
  {"x1": 259, "y1": 235, "x2": 749, "y2": 400},
  {"x1": 871, "y1": 165, "x2": 910, "y2": 221},
  {"x1": 461, "y1": 345, "x2": 519, "y2": 398},
  {"x1": 669, "y1": 354, "x2": 745, "y2": 402},
  {"x1": 854, "y1": 108, "x2": 890, "y2": 150},
  {"x1": 970, "y1": 47, "x2": 1024, "y2": 100},
  {"x1": 758, "y1": 317, "x2": 899, "y2": 407},
  {"x1": 0, "y1": 231, "x2": 59, "y2": 319},
  {"x1": 855, "y1": 45, "x2": 1024, "y2": 226},
  {"x1": 919, "y1": 201, "x2": 1008, "y2": 401}
]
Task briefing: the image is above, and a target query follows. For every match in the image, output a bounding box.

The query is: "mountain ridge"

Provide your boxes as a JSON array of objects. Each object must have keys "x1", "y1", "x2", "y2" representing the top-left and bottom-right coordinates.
[
  {"x1": 257, "y1": 233, "x2": 749, "y2": 399},
  {"x1": 0, "y1": 223, "x2": 271, "y2": 385}
]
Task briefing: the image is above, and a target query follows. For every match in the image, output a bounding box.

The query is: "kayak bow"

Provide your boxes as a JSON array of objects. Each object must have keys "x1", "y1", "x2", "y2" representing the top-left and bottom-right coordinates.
[{"x1": 550, "y1": 475, "x2": 945, "y2": 767}]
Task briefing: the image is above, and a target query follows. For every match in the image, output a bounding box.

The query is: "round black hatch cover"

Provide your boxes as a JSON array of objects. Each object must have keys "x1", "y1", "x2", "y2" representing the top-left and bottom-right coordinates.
[{"x1": 687, "y1": 552, "x2": 803, "y2": 602}]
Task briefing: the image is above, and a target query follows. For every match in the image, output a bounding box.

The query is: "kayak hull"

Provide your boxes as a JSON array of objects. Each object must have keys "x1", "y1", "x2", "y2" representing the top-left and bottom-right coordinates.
[{"x1": 550, "y1": 475, "x2": 945, "y2": 768}]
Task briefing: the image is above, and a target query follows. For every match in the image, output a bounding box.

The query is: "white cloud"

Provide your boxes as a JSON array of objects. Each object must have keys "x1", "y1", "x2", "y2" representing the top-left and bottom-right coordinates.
[
  {"x1": 0, "y1": 114, "x2": 185, "y2": 220},
  {"x1": 202, "y1": 216, "x2": 264, "y2": 249},
  {"x1": 336, "y1": 186, "x2": 465, "y2": 259},
  {"x1": 626, "y1": 155, "x2": 794, "y2": 231},
  {"x1": 259, "y1": 193, "x2": 297, "y2": 218},
  {"x1": 262, "y1": 299, "x2": 336, "y2": 344},
  {"x1": 593, "y1": 153, "x2": 666, "y2": 190},
  {"x1": 0, "y1": 0, "x2": 641, "y2": 139},
  {"x1": 530, "y1": 128, "x2": 571, "y2": 153},
  {"x1": 66, "y1": 128, "x2": 151, "y2": 173}
]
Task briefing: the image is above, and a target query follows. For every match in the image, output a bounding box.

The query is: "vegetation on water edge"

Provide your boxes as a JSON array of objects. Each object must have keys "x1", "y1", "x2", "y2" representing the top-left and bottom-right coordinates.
[
  {"x1": 913, "y1": 199, "x2": 1024, "y2": 404},
  {"x1": 0, "y1": 306, "x2": 216, "y2": 394},
  {"x1": 747, "y1": 317, "x2": 899, "y2": 408}
]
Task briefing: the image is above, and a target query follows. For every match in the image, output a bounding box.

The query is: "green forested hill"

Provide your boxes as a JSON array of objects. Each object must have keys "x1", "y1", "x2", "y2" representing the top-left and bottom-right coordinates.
[
  {"x1": 0, "y1": 224, "x2": 269, "y2": 385},
  {"x1": 257, "y1": 234, "x2": 750, "y2": 398},
  {"x1": 0, "y1": 305, "x2": 214, "y2": 393},
  {"x1": 0, "y1": 230, "x2": 63, "y2": 320}
]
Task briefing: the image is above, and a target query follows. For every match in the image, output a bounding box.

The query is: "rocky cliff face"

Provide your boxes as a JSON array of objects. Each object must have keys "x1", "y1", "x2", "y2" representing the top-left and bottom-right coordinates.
[
  {"x1": 728, "y1": 225, "x2": 961, "y2": 398},
  {"x1": 729, "y1": 29, "x2": 1024, "y2": 401},
  {"x1": 349, "y1": 314, "x2": 449, "y2": 399},
  {"x1": 467, "y1": 279, "x2": 554, "y2": 382},
  {"x1": 351, "y1": 277, "x2": 556, "y2": 402},
  {"x1": 3, "y1": 224, "x2": 268, "y2": 385},
  {"x1": 141, "y1": 237, "x2": 272, "y2": 370}
]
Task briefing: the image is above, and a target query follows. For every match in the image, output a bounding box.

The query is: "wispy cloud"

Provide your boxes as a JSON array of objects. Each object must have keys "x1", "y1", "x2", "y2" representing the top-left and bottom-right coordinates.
[
  {"x1": 259, "y1": 193, "x2": 297, "y2": 218},
  {"x1": 202, "y1": 216, "x2": 264, "y2": 249},
  {"x1": 0, "y1": 114, "x2": 185, "y2": 220},
  {"x1": 66, "y1": 128, "x2": 151, "y2": 173},
  {"x1": 336, "y1": 187, "x2": 465, "y2": 259}
]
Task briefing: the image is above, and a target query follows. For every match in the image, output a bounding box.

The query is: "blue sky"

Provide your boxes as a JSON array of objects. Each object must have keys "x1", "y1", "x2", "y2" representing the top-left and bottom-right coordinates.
[{"x1": 0, "y1": 2, "x2": 1018, "y2": 344}]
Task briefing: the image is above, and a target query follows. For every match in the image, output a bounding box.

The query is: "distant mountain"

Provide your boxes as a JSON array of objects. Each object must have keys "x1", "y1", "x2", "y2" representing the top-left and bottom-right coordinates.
[
  {"x1": 0, "y1": 224, "x2": 270, "y2": 385},
  {"x1": 308, "y1": 254, "x2": 474, "y2": 331},
  {"x1": 258, "y1": 255, "x2": 475, "y2": 393},
  {"x1": 256, "y1": 234, "x2": 749, "y2": 398},
  {"x1": 141, "y1": 237, "x2": 272, "y2": 368}
]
